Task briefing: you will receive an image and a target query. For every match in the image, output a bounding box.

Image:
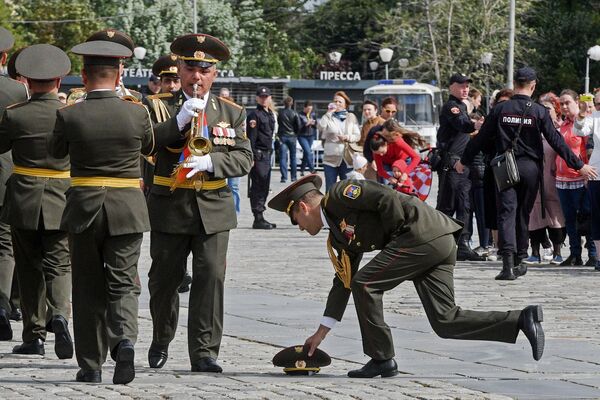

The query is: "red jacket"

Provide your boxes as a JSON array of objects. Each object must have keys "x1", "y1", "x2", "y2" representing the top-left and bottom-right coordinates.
[
  {"x1": 374, "y1": 137, "x2": 421, "y2": 181},
  {"x1": 555, "y1": 118, "x2": 587, "y2": 182}
]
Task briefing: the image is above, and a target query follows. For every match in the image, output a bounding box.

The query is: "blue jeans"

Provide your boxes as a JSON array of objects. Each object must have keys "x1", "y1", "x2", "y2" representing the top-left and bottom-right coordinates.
[
  {"x1": 279, "y1": 135, "x2": 297, "y2": 182},
  {"x1": 228, "y1": 177, "x2": 240, "y2": 214},
  {"x1": 557, "y1": 186, "x2": 595, "y2": 258},
  {"x1": 297, "y1": 136, "x2": 314, "y2": 173},
  {"x1": 324, "y1": 161, "x2": 351, "y2": 192}
]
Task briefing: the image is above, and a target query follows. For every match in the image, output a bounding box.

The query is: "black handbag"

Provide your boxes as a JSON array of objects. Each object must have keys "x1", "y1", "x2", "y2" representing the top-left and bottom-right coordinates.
[{"x1": 491, "y1": 102, "x2": 532, "y2": 191}]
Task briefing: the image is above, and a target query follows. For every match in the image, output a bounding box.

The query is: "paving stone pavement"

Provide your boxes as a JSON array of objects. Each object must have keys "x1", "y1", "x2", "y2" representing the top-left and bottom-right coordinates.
[{"x1": 0, "y1": 174, "x2": 599, "y2": 399}]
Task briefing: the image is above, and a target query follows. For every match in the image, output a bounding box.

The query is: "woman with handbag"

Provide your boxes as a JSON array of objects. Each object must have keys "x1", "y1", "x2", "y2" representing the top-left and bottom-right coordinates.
[
  {"x1": 318, "y1": 91, "x2": 360, "y2": 191},
  {"x1": 555, "y1": 89, "x2": 596, "y2": 267}
]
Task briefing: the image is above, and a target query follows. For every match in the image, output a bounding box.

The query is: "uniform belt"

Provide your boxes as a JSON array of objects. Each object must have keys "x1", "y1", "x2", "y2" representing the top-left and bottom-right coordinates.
[
  {"x1": 13, "y1": 166, "x2": 70, "y2": 179},
  {"x1": 153, "y1": 175, "x2": 227, "y2": 190},
  {"x1": 70, "y1": 177, "x2": 140, "y2": 188}
]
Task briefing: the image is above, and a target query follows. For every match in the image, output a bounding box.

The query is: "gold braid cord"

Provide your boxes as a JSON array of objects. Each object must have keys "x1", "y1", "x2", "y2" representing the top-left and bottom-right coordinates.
[{"x1": 327, "y1": 237, "x2": 352, "y2": 289}]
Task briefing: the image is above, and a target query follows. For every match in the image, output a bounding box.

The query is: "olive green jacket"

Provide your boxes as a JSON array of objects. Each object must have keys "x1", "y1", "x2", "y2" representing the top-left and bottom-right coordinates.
[
  {"x1": 145, "y1": 90, "x2": 253, "y2": 235},
  {"x1": 49, "y1": 90, "x2": 182, "y2": 235},
  {"x1": 321, "y1": 180, "x2": 463, "y2": 321},
  {"x1": 0, "y1": 75, "x2": 29, "y2": 207},
  {"x1": 0, "y1": 92, "x2": 69, "y2": 230}
]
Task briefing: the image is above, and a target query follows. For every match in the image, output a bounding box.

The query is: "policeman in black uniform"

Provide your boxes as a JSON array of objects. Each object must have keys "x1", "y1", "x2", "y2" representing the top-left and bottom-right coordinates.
[
  {"x1": 457, "y1": 67, "x2": 597, "y2": 280},
  {"x1": 436, "y1": 73, "x2": 484, "y2": 261},
  {"x1": 247, "y1": 86, "x2": 276, "y2": 229}
]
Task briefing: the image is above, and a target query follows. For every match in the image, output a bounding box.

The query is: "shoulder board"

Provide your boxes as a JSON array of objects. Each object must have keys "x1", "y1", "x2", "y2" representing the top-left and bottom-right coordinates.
[
  {"x1": 5, "y1": 101, "x2": 28, "y2": 110},
  {"x1": 218, "y1": 96, "x2": 242, "y2": 109},
  {"x1": 147, "y1": 93, "x2": 173, "y2": 100},
  {"x1": 119, "y1": 97, "x2": 146, "y2": 107}
]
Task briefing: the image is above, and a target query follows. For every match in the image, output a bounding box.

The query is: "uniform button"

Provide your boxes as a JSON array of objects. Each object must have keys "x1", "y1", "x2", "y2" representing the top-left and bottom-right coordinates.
[
  {"x1": 371, "y1": 245, "x2": 375, "y2": 250},
  {"x1": 356, "y1": 242, "x2": 361, "y2": 247},
  {"x1": 101, "y1": 186, "x2": 106, "y2": 189}
]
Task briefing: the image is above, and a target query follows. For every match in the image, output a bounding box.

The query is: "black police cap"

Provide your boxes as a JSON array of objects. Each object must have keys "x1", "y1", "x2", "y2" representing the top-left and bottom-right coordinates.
[
  {"x1": 514, "y1": 67, "x2": 537, "y2": 82},
  {"x1": 0, "y1": 27, "x2": 14, "y2": 52},
  {"x1": 71, "y1": 40, "x2": 132, "y2": 67},
  {"x1": 7, "y1": 48, "x2": 23, "y2": 80},
  {"x1": 449, "y1": 73, "x2": 473, "y2": 85},
  {"x1": 272, "y1": 345, "x2": 331, "y2": 375},
  {"x1": 16, "y1": 44, "x2": 71, "y2": 80},
  {"x1": 170, "y1": 33, "x2": 229, "y2": 69},
  {"x1": 268, "y1": 174, "x2": 322, "y2": 225},
  {"x1": 152, "y1": 54, "x2": 179, "y2": 77},
  {"x1": 86, "y1": 29, "x2": 135, "y2": 52},
  {"x1": 256, "y1": 86, "x2": 271, "y2": 96}
]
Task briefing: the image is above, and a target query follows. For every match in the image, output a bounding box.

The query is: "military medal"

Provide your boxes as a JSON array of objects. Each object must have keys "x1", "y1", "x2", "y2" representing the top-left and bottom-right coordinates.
[{"x1": 339, "y1": 219, "x2": 355, "y2": 244}]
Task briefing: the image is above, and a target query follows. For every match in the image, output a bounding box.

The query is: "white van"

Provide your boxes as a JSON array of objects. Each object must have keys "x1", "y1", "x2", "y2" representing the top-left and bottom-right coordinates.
[{"x1": 364, "y1": 79, "x2": 443, "y2": 146}]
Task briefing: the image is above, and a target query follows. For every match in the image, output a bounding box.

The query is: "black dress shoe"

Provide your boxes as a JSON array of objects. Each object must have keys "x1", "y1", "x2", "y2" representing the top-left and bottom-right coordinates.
[
  {"x1": 148, "y1": 343, "x2": 168, "y2": 369},
  {"x1": 513, "y1": 263, "x2": 527, "y2": 277},
  {"x1": 0, "y1": 307, "x2": 12, "y2": 341},
  {"x1": 585, "y1": 256, "x2": 598, "y2": 267},
  {"x1": 348, "y1": 358, "x2": 398, "y2": 378},
  {"x1": 51, "y1": 315, "x2": 73, "y2": 359},
  {"x1": 457, "y1": 246, "x2": 486, "y2": 261},
  {"x1": 112, "y1": 339, "x2": 135, "y2": 384},
  {"x1": 178, "y1": 273, "x2": 192, "y2": 293},
  {"x1": 560, "y1": 255, "x2": 583, "y2": 266},
  {"x1": 252, "y1": 219, "x2": 276, "y2": 230},
  {"x1": 191, "y1": 357, "x2": 223, "y2": 373},
  {"x1": 518, "y1": 305, "x2": 545, "y2": 361},
  {"x1": 76, "y1": 369, "x2": 102, "y2": 383},
  {"x1": 13, "y1": 338, "x2": 44, "y2": 355},
  {"x1": 9, "y1": 307, "x2": 21, "y2": 322}
]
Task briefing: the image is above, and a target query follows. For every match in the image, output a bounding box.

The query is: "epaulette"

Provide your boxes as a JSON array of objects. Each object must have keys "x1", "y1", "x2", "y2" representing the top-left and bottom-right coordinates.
[
  {"x1": 129, "y1": 89, "x2": 143, "y2": 101},
  {"x1": 147, "y1": 93, "x2": 173, "y2": 100},
  {"x1": 5, "y1": 101, "x2": 28, "y2": 110},
  {"x1": 68, "y1": 87, "x2": 85, "y2": 95},
  {"x1": 218, "y1": 96, "x2": 242, "y2": 109}
]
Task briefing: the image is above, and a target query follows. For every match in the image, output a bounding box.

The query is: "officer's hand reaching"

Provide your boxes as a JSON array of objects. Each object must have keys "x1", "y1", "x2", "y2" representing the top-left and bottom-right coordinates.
[
  {"x1": 578, "y1": 164, "x2": 598, "y2": 180},
  {"x1": 304, "y1": 325, "x2": 330, "y2": 357},
  {"x1": 454, "y1": 160, "x2": 465, "y2": 174},
  {"x1": 183, "y1": 154, "x2": 214, "y2": 178},
  {"x1": 176, "y1": 98, "x2": 207, "y2": 131}
]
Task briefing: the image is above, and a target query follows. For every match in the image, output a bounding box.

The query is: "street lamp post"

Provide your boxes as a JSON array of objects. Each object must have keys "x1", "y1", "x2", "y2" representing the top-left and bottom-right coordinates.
[
  {"x1": 398, "y1": 58, "x2": 408, "y2": 78},
  {"x1": 379, "y1": 48, "x2": 394, "y2": 80},
  {"x1": 480, "y1": 52, "x2": 493, "y2": 114},
  {"x1": 328, "y1": 51, "x2": 342, "y2": 64},
  {"x1": 369, "y1": 61, "x2": 379, "y2": 79},
  {"x1": 585, "y1": 45, "x2": 600, "y2": 93}
]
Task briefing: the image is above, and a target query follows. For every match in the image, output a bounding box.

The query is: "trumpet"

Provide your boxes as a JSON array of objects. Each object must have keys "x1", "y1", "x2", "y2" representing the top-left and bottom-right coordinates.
[{"x1": 188, "y1": 83, "x2": 212, "y2": 156}]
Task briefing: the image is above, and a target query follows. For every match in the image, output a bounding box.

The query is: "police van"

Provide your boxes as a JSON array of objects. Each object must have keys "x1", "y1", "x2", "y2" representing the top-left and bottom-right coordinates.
[{"x1": 363, "y1": 79, "x2": 443, "y2": 146}]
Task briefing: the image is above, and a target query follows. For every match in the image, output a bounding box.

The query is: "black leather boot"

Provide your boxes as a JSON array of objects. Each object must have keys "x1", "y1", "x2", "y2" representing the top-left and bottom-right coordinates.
[
  {"x1": 513, "y1": 254, "x2": 527, "y2": 277},
  {"x1": 252, "y1": 213, "x2": 276, "y2": 230},
  {"x1": 495, "y1": 254, "x2": 517, "y2": 280},
  {"x1": 457, "y1": 239, "x2": 486, "y2": 261}
]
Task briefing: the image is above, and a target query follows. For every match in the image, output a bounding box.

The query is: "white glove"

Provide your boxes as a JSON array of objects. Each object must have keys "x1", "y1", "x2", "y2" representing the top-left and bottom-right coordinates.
[
  {"x1": 183, "y1": 155, "x2": 214, "y2": 178},
  {"x1": 176, "y1": 98, "x2": 207, "y2": 131}
]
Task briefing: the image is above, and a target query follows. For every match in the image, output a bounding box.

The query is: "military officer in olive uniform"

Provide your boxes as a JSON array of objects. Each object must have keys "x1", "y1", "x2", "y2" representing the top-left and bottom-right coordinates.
[
  {"x1": 66, "y1": 29, "x2": 143, "y2": 105},
  {"x1": 145, "y1": 34, "x2": 252, "y2": 373},
  {"x1": 269, "y1": 176, "x2": 545, "y2": 378},
  {"x1": 0, "y1": 27, "x2": 28, "y2": 342},
  {"x1": 48, "y1": 40, "x2": 184, "y2": 384},
  {"x1": 0, "y1": 44, "x2": 73, "y2": 359},
  {"x1": 143, "y1": 54, "x2": 192, "y2": 293}
]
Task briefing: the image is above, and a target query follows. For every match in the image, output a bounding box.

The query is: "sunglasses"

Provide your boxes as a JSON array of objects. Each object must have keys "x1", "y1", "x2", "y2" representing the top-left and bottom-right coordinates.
[{"x1": 383, "y1": 109, "x2": 397, "y2": 114}]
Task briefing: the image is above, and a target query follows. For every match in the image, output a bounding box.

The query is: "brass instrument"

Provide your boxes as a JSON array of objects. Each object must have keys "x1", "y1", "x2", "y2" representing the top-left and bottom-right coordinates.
[{"x1": 187, "y1": 83, "x2": 212, "y2": 156}]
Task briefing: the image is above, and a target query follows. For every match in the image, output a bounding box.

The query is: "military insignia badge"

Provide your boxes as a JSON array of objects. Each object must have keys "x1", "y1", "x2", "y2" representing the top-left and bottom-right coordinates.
[
  {"x1": 450, "y1": 106, "x2": 460, "y2": 114},
  {"x1": 106, "y1": 30, "x2": 115, "y2": 38},
  {"x1": 217, "y1": 121, "x2": 230, "y2": 128},
  {"x1": 343, "y1": 184, "x2": 361, "y2": 200},
  {"x1": 339, "y1": 218, "x2": 355, "y2": 244},
  {"x1": 193, "y1": 50, "x2": 205, "y2": 60},
  {"x1": 197, "y1": 35, "x2": 206, "y2": 43}
]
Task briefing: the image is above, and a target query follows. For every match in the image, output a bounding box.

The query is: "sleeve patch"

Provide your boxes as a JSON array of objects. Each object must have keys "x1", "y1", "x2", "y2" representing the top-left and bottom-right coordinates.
[
  {"x1": 343, "y1": 184, "x2": 361, "y2": 200},
  {"x1": 450, "y1": 107, "x2": 460, "y2": 115},
  {"x1": 248, "y1": 120, "x2": 257, "y2": 128}
]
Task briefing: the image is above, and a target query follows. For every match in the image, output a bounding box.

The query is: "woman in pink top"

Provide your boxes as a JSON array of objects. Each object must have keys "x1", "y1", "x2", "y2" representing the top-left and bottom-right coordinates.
[
  {"x1": 370, "y1": 119, "x2": 425, "y2": 194},
  {"x1": 555, "y1": 89, "x2": 596, "y2": 266}
]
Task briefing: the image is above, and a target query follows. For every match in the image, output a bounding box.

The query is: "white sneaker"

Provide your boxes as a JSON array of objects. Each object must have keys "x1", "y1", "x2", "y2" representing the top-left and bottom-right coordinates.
[
  {"x1": 487, "y1": 247, "x2": 498, "y2": 261},
  {"x1": 541, "y1": 247, "x2": 553, "y2": 262}
]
